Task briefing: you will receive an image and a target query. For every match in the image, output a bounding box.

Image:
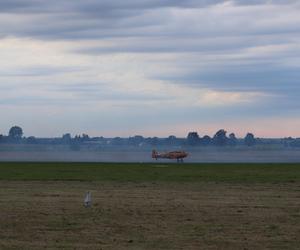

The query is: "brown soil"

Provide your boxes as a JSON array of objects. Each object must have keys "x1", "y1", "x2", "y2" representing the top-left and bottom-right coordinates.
[{"x1": 0, "y1": 181, "x2": 299, "y2": 249}]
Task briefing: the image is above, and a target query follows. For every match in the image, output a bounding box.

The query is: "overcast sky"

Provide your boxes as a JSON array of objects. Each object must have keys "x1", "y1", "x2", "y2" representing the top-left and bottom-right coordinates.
[{"x1": 0, "y1": 0, "x2": 299, "y2": 138}]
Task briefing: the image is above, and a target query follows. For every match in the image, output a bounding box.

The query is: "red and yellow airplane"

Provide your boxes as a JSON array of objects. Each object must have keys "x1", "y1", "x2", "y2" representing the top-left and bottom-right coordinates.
[{"x1": 152, "y1": 150, "x2": 188, "y2": 162}]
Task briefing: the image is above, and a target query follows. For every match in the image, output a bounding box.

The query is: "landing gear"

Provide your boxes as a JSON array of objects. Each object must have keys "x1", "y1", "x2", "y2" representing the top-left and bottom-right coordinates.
[{"x1": 177, "y1": 158, "x2": 184, "y2": 163}]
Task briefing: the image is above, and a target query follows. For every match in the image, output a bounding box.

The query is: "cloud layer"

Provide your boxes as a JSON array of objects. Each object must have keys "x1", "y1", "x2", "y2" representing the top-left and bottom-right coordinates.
[{"x1": 0, "y1": 0, "x2": 299, "y2": 137}]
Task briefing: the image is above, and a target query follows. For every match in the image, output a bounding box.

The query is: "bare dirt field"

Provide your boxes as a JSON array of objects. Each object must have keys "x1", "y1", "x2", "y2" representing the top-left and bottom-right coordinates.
[{"x1": 0, "y1": 181, "x2": 299, "y2": 249}]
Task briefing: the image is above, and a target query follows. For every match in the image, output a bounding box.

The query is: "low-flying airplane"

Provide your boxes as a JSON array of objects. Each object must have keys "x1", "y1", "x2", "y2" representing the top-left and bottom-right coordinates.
[{"x1": 152, "y1": 150, "x2": 188, "y2": 162}]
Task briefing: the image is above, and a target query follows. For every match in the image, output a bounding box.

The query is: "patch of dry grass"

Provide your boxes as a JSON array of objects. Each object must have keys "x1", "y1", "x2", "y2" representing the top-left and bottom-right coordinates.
[{"x1": 0, "y1": 181, "x2": 299, "y2": 249}]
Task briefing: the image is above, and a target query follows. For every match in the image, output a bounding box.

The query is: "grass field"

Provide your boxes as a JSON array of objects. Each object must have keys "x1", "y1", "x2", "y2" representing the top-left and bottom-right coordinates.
[
  {"x1": 0, "y1": 163, "x2": 299, "y2": 249},
  {"x1": 1, "y1": 162, "x2": 300, "y2": 182}
]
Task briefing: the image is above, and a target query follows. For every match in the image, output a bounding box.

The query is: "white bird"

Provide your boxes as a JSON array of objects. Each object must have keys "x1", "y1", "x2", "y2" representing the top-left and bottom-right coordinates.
[{"x1": 84, "y1": 191, "x2": 92, "y2": 207}]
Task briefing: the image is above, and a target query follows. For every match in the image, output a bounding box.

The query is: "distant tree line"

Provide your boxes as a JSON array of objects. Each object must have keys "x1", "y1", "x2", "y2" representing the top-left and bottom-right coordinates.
[
  {"x1": 186, "y1": 130, "x2": 256, "y2": 147},
  {"x1": 0, "y1": 126, "x2": 300, "y2": 148}
]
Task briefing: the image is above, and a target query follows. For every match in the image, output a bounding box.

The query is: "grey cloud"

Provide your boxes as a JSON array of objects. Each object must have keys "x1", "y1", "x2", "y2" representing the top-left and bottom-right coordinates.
[
  {"x1": 156, "y1": 63, "x2": 300, "y2": 92},
  {"x1": 74, "y1": 33, "x2": 295, "y2": 55},
  {"x1": 233, "y1": 0, "x2": 299, "y2": 5},
  {"x1": 49, "y1": 82, "x2": 171, "y2": 103},
  {"x1": 0, "y1": 0, "x2": 297, "y2": 16},
  {"x1": 0, "y1": 96, "x2": 71, "y2": 106},
  {"x1": 0, "y1": 66, "x2": 85, "y2": 77},
  {"x1": 0, "y1": 0, "x2": 36, "y2": 12},
  {"x1": 0, "y1": 0, "x2": 299, "y2": 40},
  {"x1": 0, "y1": 1, "x2": 222, "y2": 14},
  {"x1": 0, "y1": 0, "x2": 300, "y2": 122}
]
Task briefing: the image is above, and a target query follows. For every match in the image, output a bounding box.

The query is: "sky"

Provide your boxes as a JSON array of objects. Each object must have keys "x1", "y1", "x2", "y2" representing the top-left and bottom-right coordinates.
[{"x1": 0, "y1": 0, "x2": 299, "y2": 138}]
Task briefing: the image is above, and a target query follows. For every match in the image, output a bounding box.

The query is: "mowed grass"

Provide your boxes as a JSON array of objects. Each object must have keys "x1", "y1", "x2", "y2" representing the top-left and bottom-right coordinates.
[
  {"x1": 0, "y1": 162, "x2": 299, "y2": 183},
  {"x1": 1, "y1": 163, "x2": 300, "y2": 249}
]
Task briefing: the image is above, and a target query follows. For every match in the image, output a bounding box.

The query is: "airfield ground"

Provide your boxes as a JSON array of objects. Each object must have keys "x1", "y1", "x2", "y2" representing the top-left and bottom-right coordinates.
[{"x1": 0, "y1": 163, "x2": 299, "y2": 249}]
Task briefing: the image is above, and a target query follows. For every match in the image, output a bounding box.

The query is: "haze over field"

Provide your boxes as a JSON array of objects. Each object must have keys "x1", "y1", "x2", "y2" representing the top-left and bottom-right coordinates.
[{"x1": 0, "y1": 1, "x2": 299, "y2": 137}]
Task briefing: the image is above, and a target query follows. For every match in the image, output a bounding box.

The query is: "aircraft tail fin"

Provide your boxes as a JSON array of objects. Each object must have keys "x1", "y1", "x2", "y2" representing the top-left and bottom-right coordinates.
[{"x1": 152, "y1": 149, "x2": 158, "y2": 159}]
